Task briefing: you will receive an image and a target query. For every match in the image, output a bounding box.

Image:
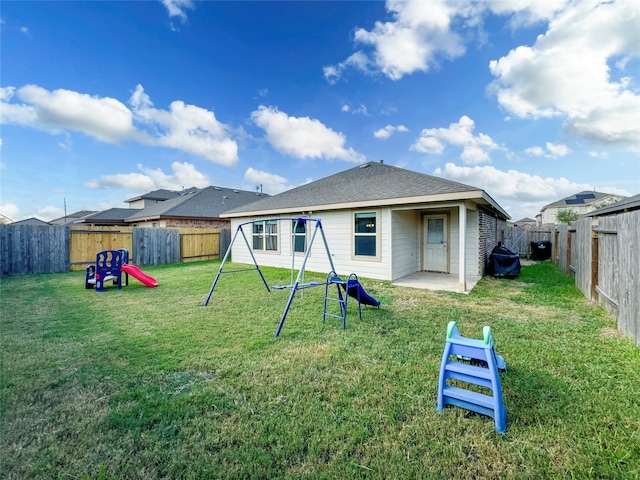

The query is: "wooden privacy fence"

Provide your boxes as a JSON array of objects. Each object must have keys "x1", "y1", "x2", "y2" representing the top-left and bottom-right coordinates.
[
  {"x1": 501, "y1": 218, "x2": 639, "y2": 347},
  {"x1": 1, "y1": 225, "x2": 228, "y2": 276},
  {"x1": 502, "y1": 226, "x2": 553, "y2": 256},
  {"x1": 1, "y1": 225, "x2": 70, "y2": 275},
  {"x1": 69, "y1": 226, "x2": 133, "y2": 270}
]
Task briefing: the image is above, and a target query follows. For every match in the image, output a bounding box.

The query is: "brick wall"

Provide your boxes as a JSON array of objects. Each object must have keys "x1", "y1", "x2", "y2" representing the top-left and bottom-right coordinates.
[
  {"x1": 164, "y1": 219, "x2": 231, "y2": 229},
  {"x1": 478, "y1": 210, "x2": 506, "y2": 275}
]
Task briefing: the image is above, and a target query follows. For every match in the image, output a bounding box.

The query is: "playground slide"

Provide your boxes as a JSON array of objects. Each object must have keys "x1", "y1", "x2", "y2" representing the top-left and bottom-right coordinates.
[
  {"x1": 345, "y1": 280, "x2": 380, "y2": 307},
  {"x1": 121, "y1": 264, "x2": 158, "y2": 288}
]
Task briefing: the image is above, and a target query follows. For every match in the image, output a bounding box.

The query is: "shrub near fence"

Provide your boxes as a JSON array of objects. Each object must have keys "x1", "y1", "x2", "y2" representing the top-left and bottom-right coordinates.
[{"x1": 0, "y1": 225, "x2": 227, "y2": 277}]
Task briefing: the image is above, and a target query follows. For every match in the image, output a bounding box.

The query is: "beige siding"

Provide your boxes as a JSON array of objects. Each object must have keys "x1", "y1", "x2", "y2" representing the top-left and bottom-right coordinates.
[
  {"x1": 448, "y1": 208, "x2": 480, "y2": 276},
  {"x1": 231, "y1": 211, "x2": 392, "y2": 280},
  {"x1": 391, "y1": 210, "x2": 419, "y2": 280},
  {"x1": 231, "y1": 205, "x2": 484, "y2": 281}
]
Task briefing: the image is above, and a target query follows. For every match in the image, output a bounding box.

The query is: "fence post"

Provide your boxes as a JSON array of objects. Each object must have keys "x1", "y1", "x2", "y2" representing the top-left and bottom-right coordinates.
[{"x1": 590, "y1": 231, "x2": 598, "y2": 301}]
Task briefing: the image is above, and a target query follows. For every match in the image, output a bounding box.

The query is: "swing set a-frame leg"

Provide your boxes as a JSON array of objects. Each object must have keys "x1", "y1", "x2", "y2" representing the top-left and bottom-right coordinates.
[{"x1": 203, "y1": 224, "x2": 270, "y2": 306}]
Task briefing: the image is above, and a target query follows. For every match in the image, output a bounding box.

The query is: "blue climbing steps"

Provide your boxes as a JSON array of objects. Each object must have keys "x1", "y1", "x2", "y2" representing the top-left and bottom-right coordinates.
[{"x1": 437, "y1": 321, "x2": 507, "y2": 433}]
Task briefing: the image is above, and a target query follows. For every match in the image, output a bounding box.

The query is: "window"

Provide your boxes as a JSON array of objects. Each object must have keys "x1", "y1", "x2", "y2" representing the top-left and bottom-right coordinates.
[
  {"x1": 292, "y1": 219, "x2": 307, "y2": 254},
  {"x1": 253, "y1": 220, "x2": 278, "y2": 251},
  {"x1": 427, "y1": 218, "x2": 444, "y2": 244},
  {"x1": 354, "y1": 212, "x2": 377, "y2": 257}
]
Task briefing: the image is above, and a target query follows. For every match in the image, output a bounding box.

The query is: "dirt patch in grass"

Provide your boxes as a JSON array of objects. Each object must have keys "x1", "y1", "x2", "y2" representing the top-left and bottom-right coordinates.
[{"x1": 600, "y1": 327, "x2": 625, "y2": 340}]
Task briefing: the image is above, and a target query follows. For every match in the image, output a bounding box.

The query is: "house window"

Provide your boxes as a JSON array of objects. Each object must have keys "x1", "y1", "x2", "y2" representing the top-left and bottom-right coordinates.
[
  {"x1": 292, "y1": 219, "x2": 307, "y2": 254},
  {"x1": 253, "y1": 220, "x2": 278, "y2": 251},
  {"x1": 354, "y1": 212, "x2": 377, "y2": 257}
]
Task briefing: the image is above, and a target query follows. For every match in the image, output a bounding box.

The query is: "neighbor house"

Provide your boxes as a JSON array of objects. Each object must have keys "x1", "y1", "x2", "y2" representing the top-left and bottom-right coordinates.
[
  {"x1": 49, "y1": 210, "x2": 98, "y2": 226},
  {"x1": 222, "y1": 161, "x2": 510, "y2": 292},
  {"x1": 125, "y1": 186, "x2": 267, "y2": 228},
  {"x1": 74, "y1": 186, "x2": 268, "y2": 228},
  {"x1": 537, "y1": 191, "x2": 626, "y2": 225},
  {"x1": 9, "y1": 217, "x2": 50, "y2": 226},
  {"x1": 79, "y1": 208, "x2": 142, "y2": 226}
]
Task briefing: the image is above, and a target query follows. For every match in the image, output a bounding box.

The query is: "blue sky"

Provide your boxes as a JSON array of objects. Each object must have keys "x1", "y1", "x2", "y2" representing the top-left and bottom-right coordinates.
[{"x1": 1, "y1": 0, "x2": 639, "y2": 222}]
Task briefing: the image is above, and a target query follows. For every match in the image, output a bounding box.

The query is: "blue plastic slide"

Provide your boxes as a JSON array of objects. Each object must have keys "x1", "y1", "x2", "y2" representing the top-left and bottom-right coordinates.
[{"x1": 345, "y1": 279, "x2": 380, "y2": 307}]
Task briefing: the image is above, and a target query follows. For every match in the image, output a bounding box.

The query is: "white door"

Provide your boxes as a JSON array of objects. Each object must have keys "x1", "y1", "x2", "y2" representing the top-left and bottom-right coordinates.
[{"x1": 424, "y1": 215, "x2": 448, "y2": 272}]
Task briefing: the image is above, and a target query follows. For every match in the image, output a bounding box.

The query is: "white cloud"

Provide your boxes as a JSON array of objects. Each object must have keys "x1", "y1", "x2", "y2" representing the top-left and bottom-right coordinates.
[
  {"x1": 410, "y1": 116, "x2": 500, "y2": 164},
  {"x1": 1, "y1": 84, "x2": 239, "y2": 165},
  {"x1": 244, "y1": 167, "x2": 292, "y2": 195},
  {"x1": 0, "y1": 200, "x2": 19, "y2": 220},
  {"x1": 35, "y1": 205, "x2": 64, "y2": 220},
  {"x1": 130, "y1": 85, "x2": 238, "y2": 166},
  {"x1": 85, "y1": 161, "x2": 210, "y2": 192},
  {"x1": 1, "y1": 85, "x2": 137, "y2": 142},
  {"x1": 20, "y1": 84, "x2": 136, "y2": 142},
  {"x1": 326, "y1": 0, "x2": 467, "y2": 82},
  {"x1": 488, "y1": 0, "x2": 640, "y2": 151},
  {"x1": 374, "y1": 124, "x2": 408, "y2": 140},
  {"x1": 251, "y1": 105, "x2": 365, "y2": 163},
  {"x1": 433, "y1": 161, "x2": 631, "y2": 218},
  {"x1": 524, "y1": 146, "x2": 545, "y2": 157},
  {"x1": 487, "y1": 0, "x2": 568, "y2": 28},
  {"x1": 525, "y1": 142, "x2": 570, "y2": 158},
  {"x1": 161, "y1": 0, "x2": 194, "y2": 21},
  {"x1": 323, "y1": 51, "x2": 374, "y2": 84}
]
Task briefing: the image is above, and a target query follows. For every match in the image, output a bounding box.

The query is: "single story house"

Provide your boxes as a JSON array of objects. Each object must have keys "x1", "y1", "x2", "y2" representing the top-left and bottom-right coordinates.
[{"x1": 222, "y1": 161, "x2": 510, "y2": 292}]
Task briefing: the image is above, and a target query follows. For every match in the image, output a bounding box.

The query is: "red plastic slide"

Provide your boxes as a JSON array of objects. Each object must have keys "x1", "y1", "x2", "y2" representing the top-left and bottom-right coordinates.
[{"x1": 121, "y1": 264, "x2": 158, "y2": 288}]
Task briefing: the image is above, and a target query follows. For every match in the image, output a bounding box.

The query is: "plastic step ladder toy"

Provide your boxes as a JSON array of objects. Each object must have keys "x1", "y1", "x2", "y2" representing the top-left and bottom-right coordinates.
[{"x1": 437, "y1": 321, "x2": 507, "y2": 433}]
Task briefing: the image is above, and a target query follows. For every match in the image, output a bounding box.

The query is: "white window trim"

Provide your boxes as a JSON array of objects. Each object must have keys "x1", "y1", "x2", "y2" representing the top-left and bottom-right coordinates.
[
  {"x1": 291, "y1": 219, "x2": 308, "y2": 257},
  {"x1": 252, "y1": 219, "x2": 280, "y2": 254},
  {"x1": 352, "y1": 209, "x2": 381, "y2": 261}
]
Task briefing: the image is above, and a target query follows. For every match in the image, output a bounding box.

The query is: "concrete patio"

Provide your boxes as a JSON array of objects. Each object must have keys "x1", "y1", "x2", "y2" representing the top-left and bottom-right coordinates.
[{"x1": 392, "y1": 271, "x2": 482, "y2": 294}]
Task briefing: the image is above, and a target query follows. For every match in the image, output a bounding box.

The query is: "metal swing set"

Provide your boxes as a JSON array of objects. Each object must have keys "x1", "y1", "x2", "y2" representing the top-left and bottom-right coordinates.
[{"x1": 204, "y1": 217, "x2": 342, "y2": 338}]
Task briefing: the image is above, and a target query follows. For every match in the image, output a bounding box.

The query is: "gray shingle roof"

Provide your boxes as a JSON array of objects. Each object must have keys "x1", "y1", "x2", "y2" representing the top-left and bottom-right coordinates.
[
  {"x1": 84, "y1": 208, "x2": 141, "y2": 222},
  {"x1": 49, "y1": 210, "x2": 98, "y2": 225},
  {"x1": 541, "y1": 191, "x2": 612, "y2": 210},
  {"x1": 124, "y1": 189, "x2": 183, "y2": 203},
  {"x1": 223, "y1": 161, "x2": 495, "y2": 216},
  {"x1": 125, "y1": 186, "x2": 267, "y2": 221},
  {"x1": 10, "y1": 217, "x2": 50, "y2": 226}
]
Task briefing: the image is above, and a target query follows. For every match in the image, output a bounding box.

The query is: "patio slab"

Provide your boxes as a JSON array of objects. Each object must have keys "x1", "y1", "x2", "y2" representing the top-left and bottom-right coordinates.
[{"x1": 392, "y1": 271, "x2": 482, "y2": 294}]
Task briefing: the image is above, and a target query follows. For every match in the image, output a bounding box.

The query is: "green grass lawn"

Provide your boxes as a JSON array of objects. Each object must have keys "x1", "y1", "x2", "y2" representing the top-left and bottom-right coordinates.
[{"x1": 1, "y1": 261, "x2": 639, "y2": 479}]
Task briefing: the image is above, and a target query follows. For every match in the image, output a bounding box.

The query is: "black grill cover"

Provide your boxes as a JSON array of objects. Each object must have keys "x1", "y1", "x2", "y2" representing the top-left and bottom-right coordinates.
[{"x1": 489, "y1": 243, "x2": 521, "y2": 278}]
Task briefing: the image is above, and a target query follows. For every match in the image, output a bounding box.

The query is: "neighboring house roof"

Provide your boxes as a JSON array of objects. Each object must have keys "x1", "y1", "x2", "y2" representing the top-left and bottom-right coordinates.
[
  {"x1": 10, "y1": 217, "x2": 50, "y2": 226},
  {"x1": 541, "y1": 191, "x2": 615, "y2": 211},
  {"x1": 222, "y1": 161, "x2": 509, "y2": 219},
  {"x1": 513, "y1": 217, "x2": 535, "y2": 223},
  {"x1": 49, "y1": 210, "x2": 98, "y2": 225},
  {"x1": 124, "y1": 188, "x2": 185, "y2": 204},
  {"x1": 81, "y1": 208, "x2": 142, "y2": 224},
  {"x1": 125, "y1": 186, "x2": 268, "y2": 222},
  {"x1": 586, "y1": 193, "x2": 640, "y2": 217},
  {"x1": 0, "y1": 213, "x2": 15, "y2": 224}
]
